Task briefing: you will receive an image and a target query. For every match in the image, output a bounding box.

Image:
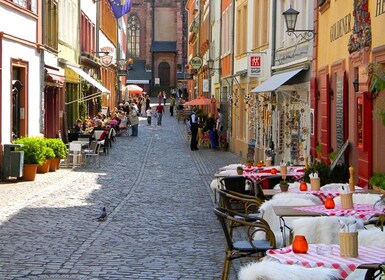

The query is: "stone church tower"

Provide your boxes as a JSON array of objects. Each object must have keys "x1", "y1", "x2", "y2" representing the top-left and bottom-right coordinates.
[{"x1": 127, "y1": 0, "x2": 187, "y2": 96}]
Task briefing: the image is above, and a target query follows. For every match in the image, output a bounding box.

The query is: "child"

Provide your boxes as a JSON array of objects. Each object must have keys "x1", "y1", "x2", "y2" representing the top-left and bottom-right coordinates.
[{"x1": 146, "y1": 107, "x2": 153, "y2": 125}]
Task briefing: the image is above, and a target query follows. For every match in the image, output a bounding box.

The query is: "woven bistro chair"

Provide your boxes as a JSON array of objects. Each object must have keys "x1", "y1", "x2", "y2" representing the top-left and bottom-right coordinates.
[
  {"x1": 217, "y1": 189, "x2": 264, "y2": 216},
  {"x1": 213, "y1": 207, "x2": 276, "y2": 280},
  {"x1": 220, "y1": 176, "x2": 256, "y2": 195}
]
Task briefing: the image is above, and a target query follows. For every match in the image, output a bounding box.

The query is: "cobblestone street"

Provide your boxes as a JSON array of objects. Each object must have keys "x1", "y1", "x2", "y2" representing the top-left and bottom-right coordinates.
[{"x1": 0, "y1": 104, "x2": 243, "y2": 280}]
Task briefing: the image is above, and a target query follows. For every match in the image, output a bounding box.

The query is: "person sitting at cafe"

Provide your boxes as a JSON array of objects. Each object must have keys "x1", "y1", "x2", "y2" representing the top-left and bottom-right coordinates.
[{"x1": 73, "y1": 119, "x2": 84, "y2": 134}]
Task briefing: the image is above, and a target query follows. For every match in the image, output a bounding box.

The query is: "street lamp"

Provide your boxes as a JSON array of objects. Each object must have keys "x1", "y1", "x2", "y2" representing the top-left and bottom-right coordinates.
[
  {"x1": 282, "y1": 7, "x2": 315, "y2": 40},
  {"x1": 207, "y1": 58, "x2": 221, "y2": 76}
]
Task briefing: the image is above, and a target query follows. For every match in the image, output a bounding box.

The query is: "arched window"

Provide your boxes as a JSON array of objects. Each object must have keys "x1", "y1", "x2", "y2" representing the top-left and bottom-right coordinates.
[{"x1": 127, "y1": 14, "x2": 140, "y2": 57}]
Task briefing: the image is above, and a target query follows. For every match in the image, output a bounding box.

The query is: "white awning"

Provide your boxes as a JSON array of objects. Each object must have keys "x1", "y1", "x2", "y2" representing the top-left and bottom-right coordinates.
[
  {"x1": 67, "y1": 65, "x2": 110, "y2": 94},
  {"x1": 251, "y1": 68, "x2": 304, "y2": 93},
  {"x1": 126, "y1": 79, "x2": 149, "y2": 84}
]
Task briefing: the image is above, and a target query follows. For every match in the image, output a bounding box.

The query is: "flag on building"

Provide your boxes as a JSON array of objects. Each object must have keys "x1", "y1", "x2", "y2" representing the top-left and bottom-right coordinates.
[{"x1": 109, "y1": 0, "x2": 132, "y2": 19}]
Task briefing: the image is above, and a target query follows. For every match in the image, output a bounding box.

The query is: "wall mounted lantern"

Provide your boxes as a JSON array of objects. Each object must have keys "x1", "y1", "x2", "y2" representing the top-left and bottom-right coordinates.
[
  {"x1": 353, "y1": 77, "x2": 359, "y2": 92},
  {"x1": 282, "y1": 7, "x2": 315, "y2": 40},
  {"x1": 207, "y1": 58, "x2": 221, "y2": 75}
]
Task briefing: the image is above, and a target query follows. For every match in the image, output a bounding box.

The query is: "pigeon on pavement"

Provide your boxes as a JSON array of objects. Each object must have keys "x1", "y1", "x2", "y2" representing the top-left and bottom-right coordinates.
[{"x1": 97, "y1": 207, "x2": 107, "y2": 221}]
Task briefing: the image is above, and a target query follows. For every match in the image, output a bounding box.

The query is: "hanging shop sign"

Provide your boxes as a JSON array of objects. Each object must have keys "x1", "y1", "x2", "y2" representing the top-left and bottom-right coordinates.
[
  {"x1": 248, "y1": 54, "x2": 262, "y2": 77},
  {"x1": 100, "y1": 46, "x2": 114, "y2": 67},
  {"x1": 189, "y1": 56, "x2": 203, "y2": 70}
]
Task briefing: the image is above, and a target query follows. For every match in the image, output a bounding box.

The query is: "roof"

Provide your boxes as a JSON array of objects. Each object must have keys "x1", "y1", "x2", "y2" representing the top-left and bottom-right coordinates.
[
  {"x1": 127, "y1": 60, "x2": 152, "y2": 81},
  {"x1": 151, "y1": 41, "x2": 177, "y2": 53}
]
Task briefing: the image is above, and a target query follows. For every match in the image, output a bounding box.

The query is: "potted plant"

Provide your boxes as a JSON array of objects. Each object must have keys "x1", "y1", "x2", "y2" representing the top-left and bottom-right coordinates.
[
  {"x1": 328, "y1": 151, "x2": 337, "y2": 163},
  {"x1": 369, "y1": 173, "x2": 385, "y2": 194},
  {"x1": 37, "y1": 142, "x2": 55, "y2": 174},
  {"x1": 236, "y1": 166, "x2": 244, "y2": 175},
  {"x1": 315, "y1": 144, "x2": 322, "y2": 159},
  {"x1": 45, "y1": 138, "x2": 67, "y2": 171},
  {"x1": 280, "y1": 180, "x2": 289, "y2": 192},
  {"x1": 13, "y1": 136, "x2": 46, "y2": 181}
]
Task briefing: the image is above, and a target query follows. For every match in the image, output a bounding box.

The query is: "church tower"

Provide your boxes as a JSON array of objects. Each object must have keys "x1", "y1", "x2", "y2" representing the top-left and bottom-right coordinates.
[{"x1": 126, "y1": 0, "x2": 187, "y2": 96}]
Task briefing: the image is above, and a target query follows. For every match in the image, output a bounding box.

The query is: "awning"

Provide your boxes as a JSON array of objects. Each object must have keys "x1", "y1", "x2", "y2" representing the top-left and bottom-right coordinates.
[
  {"x1": 251, "y1": 68, "x2": 304, "y2": 93},
  {"x1": 67, "y1": 65, "x2": 110, "y2": 94},
  {"x1": 126, "y1": 79, "x2": 149, "y2": 84},
  {"x1": 45, "y1": 67, "x2": 64, "y2": 84}
]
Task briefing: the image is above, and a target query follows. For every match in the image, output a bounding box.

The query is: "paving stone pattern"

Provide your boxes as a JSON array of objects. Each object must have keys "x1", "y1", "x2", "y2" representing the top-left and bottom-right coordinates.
[{"x1": 0, "y1": 103, "x2": 246, "y2": 280}]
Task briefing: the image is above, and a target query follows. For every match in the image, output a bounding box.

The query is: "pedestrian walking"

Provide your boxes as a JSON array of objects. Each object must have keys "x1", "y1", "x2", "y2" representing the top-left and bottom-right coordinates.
[
  {"x1": 129, "y1": 105, "x2": 139, "y2": 136},
  {"x1": 155, "y1": 102, "x2": 165, "y2": 125},
  {"x1": 157, "y1": 92, "x2": 163, "y2": 104},
  {"x1": 163, "y1": 91, "x2": 167, "y2": 105},
  {"x1": 146, "y1": 107, "x2": 153, "y2": 125},
  {"x1": 169, "y1": 96, "x2": 175, "y2": 116},
  {"x1": 145, "y1": 94, "x2": 151, "y2": 111},
  {"x1": 190, "y1": 108, "x2": 199, "y2": 151},
  {"x1": 216, "y1": 108, "x2": 224, "y2": 132},
  {"x1": 204, "y1": 113, "x2": 218, "y2": 150}
]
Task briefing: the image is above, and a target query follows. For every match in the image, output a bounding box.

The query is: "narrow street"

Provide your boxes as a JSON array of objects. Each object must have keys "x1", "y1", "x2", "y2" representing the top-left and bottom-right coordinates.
[{"x1": 0, "y1": 103, "x2": 242, "y2": 280}]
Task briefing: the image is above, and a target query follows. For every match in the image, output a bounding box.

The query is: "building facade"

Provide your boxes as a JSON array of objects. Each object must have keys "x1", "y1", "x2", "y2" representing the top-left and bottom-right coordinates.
[
  {"x1": 124, "y1": 0, "x2": 187, "y2": 97},
  {"x1": 186, "y1": 0, "x2": 385, "y2": 185}
]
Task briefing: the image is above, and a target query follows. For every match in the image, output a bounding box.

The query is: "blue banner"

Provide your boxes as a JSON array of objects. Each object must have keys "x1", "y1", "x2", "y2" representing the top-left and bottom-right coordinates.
[{"x1": 109, "y1": 0, "x2": 132, "y2": 19}]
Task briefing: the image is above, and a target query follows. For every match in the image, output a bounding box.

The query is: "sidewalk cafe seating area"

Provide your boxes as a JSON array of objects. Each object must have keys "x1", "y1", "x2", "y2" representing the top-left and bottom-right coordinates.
[{"x1": 212, "y1": 161, "x2": 385, "y2": 280}]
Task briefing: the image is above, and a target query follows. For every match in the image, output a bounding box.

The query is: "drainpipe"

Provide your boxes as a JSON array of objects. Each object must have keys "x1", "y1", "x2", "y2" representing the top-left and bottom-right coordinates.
[
  {"x1": 271, "y1": 0, "x2": 277, "y2": 72},
  {"x1": 40, "y1": 0, "x2": 46, "y2": 135}
]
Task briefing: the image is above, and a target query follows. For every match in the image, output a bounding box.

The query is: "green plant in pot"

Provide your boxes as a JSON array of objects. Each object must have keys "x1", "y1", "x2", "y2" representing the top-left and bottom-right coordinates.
[
  {"x1": 45, "y1": 138, "x2": 67, "y2": 171},
  {"x1": 369, "y1": 172, "x2": 385, "y2": 193},
  {"x1": 236, "y1": 166, "x2": 244, "y2": 175},
  {"x1": 13, "y1": 137, "x2": 45, "y2": 165},
  {"x1": 37, "y1": 142, "x2": 56, "y2": 174},
  {"x1": 315, "y1": 144, "x2": 322, "y2": 159},
  {"x1": 280, "y1": 179, "x2": 289, "y2": 192},
  {"x1": 13, "y1": 137, "x2": 46, "y2": 181}
]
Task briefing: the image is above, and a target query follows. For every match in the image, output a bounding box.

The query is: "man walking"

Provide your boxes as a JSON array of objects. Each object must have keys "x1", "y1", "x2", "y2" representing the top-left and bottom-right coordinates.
[
  {"x1": 169, "y1": 96, "x2": 175, "y2": 116},
  {"x1": 155, "y1": 102, "x2": 165, "y2": 125},
  {"x1": 190, "y1": 108, "x2": 199, "y2": 151}
]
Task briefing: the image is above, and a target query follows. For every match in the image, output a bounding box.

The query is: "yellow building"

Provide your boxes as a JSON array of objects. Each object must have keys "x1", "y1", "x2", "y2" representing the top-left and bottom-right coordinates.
[{"x1": 315, "y1": 0, "x2": 385, "y2": 186}]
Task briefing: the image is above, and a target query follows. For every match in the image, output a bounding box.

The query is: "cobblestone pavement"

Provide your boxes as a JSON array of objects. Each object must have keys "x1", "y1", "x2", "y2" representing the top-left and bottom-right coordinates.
[{"x1": 0, "y1": 103, "x2": 245, "y2": 280}]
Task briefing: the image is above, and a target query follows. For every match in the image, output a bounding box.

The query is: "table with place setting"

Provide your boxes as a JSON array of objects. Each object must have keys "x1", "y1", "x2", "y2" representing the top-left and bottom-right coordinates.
[{"x1": 266, "y1": 244, "x2": 385, "y2": 279}]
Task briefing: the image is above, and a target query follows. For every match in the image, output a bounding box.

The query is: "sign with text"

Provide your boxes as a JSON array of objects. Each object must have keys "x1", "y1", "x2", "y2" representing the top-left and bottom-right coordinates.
[
  {"x1": 248, "y1": 54, "x2": 262, "y2": 77},
  {"x1": 203, "y1": 79, "x2": 209, "y2": 92}
]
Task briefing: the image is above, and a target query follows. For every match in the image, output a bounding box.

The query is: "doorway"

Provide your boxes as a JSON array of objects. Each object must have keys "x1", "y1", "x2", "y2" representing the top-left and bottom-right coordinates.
[
  {"x1": 11, "y1": 64, "x2": 27, "y2": 140},
  {"x1": 158, "y1": 62, "x2": 170, "y2": 86}
]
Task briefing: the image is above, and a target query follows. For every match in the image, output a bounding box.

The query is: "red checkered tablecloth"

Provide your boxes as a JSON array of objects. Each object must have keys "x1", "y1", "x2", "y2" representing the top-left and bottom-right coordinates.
[
  {"x1": 294, "y1": 203, "x2": 385, "y2": 221},
  {"x1": 288, "y1": 189, "x2": 340, "y2": 203},
  {"x1": 267, "y1": 244, "x2": 385, "y2": 279}
]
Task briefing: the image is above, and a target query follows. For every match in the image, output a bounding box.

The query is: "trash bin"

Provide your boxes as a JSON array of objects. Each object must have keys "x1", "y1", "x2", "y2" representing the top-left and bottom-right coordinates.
[{"x1": 2, "y1": 144, "x2": 24, "y2": 179}]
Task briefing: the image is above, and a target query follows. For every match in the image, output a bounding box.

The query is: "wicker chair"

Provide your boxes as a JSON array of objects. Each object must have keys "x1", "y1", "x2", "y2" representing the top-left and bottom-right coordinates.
[
  {"x1": 217, "y1": 189, "x2": 264, "y2": 216},
  {"x1": 213, "y1": 207, "x2": 276, "y2": 280},
  {"x1": 220, "y1": 176, "x2": 255, "y2": 195}
]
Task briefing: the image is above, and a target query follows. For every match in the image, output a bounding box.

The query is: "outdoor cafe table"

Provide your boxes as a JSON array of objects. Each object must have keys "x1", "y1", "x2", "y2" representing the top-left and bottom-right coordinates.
[
  {"x1": 266, "y1": 244, "x2": 385, "y2": 279},
  {"x1": 273, "y1": 204, "x2": 385, "y2": 246},
  {"x1": 215, "y1": 165, "x2": 305, "y2": 183},
  {"x1": 294, "y1": 203, "x2": 385, "y2": 221},
  {"x1": 263, "y1": 188, "x2": 381, "y2": 202}
]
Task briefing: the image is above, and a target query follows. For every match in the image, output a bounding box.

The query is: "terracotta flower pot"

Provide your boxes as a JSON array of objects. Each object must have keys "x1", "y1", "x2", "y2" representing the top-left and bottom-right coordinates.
[
  {"x1": 37, "y1": 159, "x2": 51, "y2": 174},
  {"x1": 49, "y1": 158, "x2": 61, "y2": 172},
  {"x1": 23, "y1": 164, "x2": 38, "y2": 181},
  {"x1": 280, "y1": 184, "x2": 289, "y2": 192}
]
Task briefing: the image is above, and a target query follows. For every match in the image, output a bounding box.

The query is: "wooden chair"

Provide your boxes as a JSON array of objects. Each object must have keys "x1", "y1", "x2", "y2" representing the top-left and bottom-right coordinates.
[
  {"x1": 213, "y1": 207, "x2": 276, "y2": 280},
  {"x1": 217, "y1": 189, "x2": 264, "y2": 216}
]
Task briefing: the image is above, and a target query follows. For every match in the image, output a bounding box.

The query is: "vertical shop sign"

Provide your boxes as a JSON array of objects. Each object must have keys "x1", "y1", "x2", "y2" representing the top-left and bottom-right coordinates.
[{"x1": 248, "y1": 54, "x2": 262, "y2": 77}]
